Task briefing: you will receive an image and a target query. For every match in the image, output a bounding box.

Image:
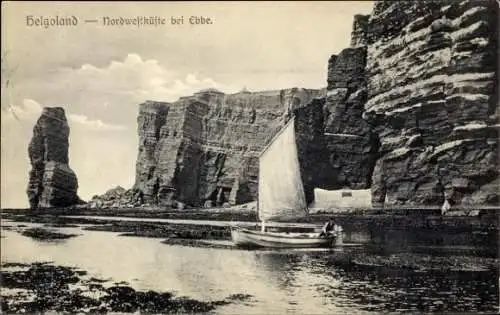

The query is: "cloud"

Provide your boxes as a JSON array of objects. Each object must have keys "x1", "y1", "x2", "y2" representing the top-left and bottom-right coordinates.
[
  {"x1": 1, "y1": 99, "x2": 126, "y2": 131},
  {"x1": 6, "y1": 53, "x2": 237, "y2": 127},
  {"x1": 70, "y1": 53, "x2": 235, "y2": 103},
  {"x1": 68, "y1": 114, "x2": 127, "y2": 131},
  {"x1": 2, "y1": 99, "x2": 42, "y2": 122},
  {"x1": 1, "y1": 54, "x2": 235, "y2": 208}
]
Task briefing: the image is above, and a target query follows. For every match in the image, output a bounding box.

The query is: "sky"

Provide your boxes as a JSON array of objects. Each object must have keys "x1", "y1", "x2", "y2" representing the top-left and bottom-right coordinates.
[{"x1": 1, "y1": 1, "x2": 374, "y2": 208}]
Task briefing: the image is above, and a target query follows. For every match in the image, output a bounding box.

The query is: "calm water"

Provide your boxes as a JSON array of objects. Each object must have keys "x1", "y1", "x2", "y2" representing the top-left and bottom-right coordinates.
[{"x1": 1, "y1": 220, "x2": 498, "y2": 314}]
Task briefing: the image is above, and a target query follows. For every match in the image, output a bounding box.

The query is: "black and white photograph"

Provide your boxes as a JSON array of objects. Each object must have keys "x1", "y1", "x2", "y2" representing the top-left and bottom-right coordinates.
[{"x1": 1, "y1": 1, "x2": 499, "y2": 314}]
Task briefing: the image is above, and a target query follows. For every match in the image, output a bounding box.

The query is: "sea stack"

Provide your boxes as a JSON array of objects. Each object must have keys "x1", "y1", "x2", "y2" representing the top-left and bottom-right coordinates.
[{"x1": 27, "y1": 107, "x2": 81, "y2": 209}]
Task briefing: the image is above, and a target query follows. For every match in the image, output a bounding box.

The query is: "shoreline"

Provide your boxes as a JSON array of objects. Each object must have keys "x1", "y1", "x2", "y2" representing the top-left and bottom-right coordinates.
[
  {"x1": 3, "y1": 213, "x2": 498, "y2": 260},
  {"x1": 2, "y1": 215, "x2": 499, "y2": 314},
  {"x1": 2, "y1": 204, "x2": 499, "y2": 219},
  {"x1": 2, "y1": 207, "x2": 498, "y2": 229},
  {"x1": 2, "y1": 208, "x2": 498, "y2": 253}
]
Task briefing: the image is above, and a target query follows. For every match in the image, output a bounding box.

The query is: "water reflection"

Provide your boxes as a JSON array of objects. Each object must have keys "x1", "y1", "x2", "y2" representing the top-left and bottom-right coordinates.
[
  {"x1": 247, "y1": 249, "x2": 498, "y2": 313},
  {"x1": 1, "y1": 222, "x2": 498, "y2": 314}
]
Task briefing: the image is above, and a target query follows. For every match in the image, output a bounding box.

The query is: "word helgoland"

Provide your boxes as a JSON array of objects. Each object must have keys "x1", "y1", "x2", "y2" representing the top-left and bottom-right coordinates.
[{"x1": 26, "y1": 15, "x2": 78, "y2": 28}]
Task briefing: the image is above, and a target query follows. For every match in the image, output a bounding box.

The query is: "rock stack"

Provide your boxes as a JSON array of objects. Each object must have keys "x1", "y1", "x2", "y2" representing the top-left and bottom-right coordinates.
[{"x1": 27, "y1": 107, "x2": 82, "y2": 209}]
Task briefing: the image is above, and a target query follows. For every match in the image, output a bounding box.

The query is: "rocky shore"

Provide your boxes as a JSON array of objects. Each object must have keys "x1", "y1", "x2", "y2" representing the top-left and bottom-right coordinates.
[
  {"x1": 1, "y1": 205, "x2": 258, "y2": 222},
  {"x1": 1, "y1": 262, "x2": 251, "y2": 314}
]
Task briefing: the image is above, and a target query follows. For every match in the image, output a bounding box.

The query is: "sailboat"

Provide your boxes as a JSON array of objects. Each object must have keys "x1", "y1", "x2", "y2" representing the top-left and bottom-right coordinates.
[{"x1": 231, "y1": 117, "x2": 338, "y2": 248}]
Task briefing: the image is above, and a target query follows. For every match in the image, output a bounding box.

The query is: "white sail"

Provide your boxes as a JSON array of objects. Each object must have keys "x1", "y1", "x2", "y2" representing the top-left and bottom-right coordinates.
[{"x1": 258, "y1": 118, "x2": 307, "y2": 222}]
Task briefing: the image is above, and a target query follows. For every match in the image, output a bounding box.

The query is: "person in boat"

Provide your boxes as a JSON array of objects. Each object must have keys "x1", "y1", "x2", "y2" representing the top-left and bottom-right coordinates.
[
  {"x1": 319, "y1": 219, "x2": 335, "y2": 237},
  {"x1": 319, "y1": 218, "x2": 344, "y2": 238}
]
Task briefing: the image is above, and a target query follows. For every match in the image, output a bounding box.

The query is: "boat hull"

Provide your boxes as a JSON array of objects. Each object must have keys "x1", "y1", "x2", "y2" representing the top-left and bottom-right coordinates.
[{"x1": 231, "y1": 227, "x2": 335, "y2": 249}]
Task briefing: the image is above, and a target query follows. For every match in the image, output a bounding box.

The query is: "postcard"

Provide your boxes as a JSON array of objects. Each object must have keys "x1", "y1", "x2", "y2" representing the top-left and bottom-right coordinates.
[{"x1": 1, "y1": 1, "x2": 498, "y2": 314}]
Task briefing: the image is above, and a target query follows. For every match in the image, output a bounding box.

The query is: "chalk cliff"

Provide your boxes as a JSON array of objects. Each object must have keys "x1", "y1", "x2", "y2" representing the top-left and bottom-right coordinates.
[
  {"x1": 363, "y1": 0, "x2": 498, "y2": 207},
  {"x1": 27, "y1": 107, "x2": 82, "y2": 209}
]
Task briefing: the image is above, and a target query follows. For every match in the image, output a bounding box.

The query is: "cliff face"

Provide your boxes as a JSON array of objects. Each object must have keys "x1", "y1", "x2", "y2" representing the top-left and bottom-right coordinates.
[
  {"x1": 363, "y1": 0, "x2": 499, "y2": 206},
  {"x1": 134, "y1": 88, "x2": 322, "y2": 207},
  {"x1": 323, "y1": 46, "x2": 379, "y2": 191},
  {"x1": 27, "y1": 107, "x2": 81, "y2": 209},
  {"x1": 285, "y1": 0, "x2": 498, "y2": 208},
  {"x1": 95, "y1": 0, "x2": 497, "y2": 210},
  {"x1": 294, "y1": 98, "x2": 328, "y2": 204}
]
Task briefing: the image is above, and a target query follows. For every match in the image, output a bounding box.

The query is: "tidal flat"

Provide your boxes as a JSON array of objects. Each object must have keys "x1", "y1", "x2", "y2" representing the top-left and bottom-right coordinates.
[{"x1": 1, "y1": 211, "x2": 499, "y2": 314}]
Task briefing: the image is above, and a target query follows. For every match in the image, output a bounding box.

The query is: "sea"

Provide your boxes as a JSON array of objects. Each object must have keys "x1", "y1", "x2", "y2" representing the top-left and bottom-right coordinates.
[{"x1": 1, "y1": 218, "x2": 498, "y2": 314}]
